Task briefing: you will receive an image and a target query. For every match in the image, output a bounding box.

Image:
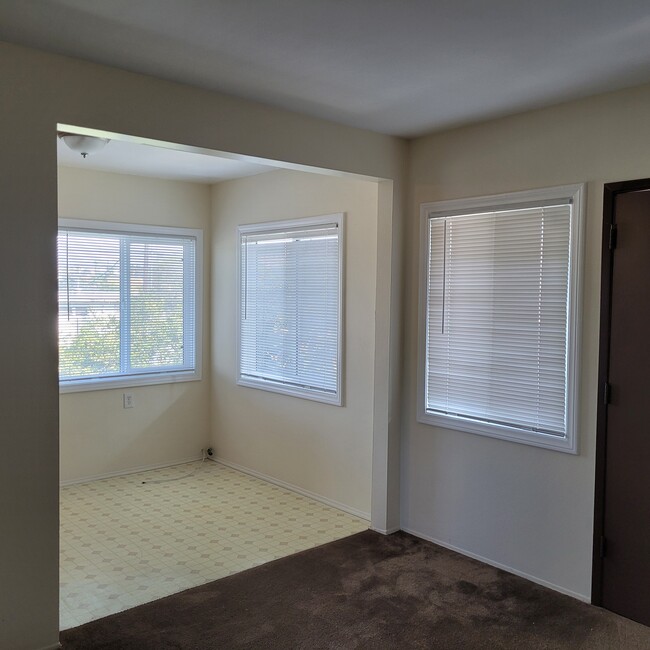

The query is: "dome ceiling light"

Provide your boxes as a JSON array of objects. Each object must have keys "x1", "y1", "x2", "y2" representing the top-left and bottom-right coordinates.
[{"x1": 58, "y1": 133, "x2": 111, "y2": 158}]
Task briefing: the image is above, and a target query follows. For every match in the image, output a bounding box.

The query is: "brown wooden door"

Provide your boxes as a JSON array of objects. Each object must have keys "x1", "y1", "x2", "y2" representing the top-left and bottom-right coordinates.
[{"x1": 601, "y1": 189, "x2": 650, "y2": 625}]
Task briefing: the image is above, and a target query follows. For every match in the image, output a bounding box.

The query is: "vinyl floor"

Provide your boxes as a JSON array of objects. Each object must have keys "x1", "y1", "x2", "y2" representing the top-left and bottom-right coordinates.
[{"x1": 60, "y1": 460, "x2": 368, "y2": 630}]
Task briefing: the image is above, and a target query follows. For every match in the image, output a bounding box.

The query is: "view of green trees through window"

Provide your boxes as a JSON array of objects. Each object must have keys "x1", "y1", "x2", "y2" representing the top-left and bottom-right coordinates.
[{"x1": 58, "y1": 224, "x2": 197, "y2": 385}]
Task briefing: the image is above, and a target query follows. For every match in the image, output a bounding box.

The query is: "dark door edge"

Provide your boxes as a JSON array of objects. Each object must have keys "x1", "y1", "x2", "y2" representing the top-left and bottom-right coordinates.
[{"x1": 593, "y1": 177, "x2": 650, "y2": 605}]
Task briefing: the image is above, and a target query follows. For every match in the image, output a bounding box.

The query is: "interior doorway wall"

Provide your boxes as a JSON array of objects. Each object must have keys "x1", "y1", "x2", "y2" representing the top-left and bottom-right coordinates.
[
  {"x1": 593, "y1": 178, "x2": 650, "y2": 626},
  {"x1": 57, "y1": 129, "x2": 382, "y2": 518},
  {"x1": 58, "y1": 134, "x2": 379, "y2": 627},
  {"x1": 1, "y1": 42, "x2": 405, "y2": 650}
]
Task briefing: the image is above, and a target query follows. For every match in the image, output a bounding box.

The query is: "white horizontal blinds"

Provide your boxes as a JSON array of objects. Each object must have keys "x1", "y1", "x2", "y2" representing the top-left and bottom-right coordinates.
[
  {"x1": 58, "y1": 227, "x2": 196, "y2": 382},
  {"x1": 58, "y1": 230, "x2": 121, "y2": 379},
  {"x1": 426, "y1": 204, "x2": 571, "y2": 436},
  {"x1": 240, "y1": 223, "x2": 339, "y2": 393},
  {"x1": 128, "y1": 235, "x2": 195, "y2": 371}
]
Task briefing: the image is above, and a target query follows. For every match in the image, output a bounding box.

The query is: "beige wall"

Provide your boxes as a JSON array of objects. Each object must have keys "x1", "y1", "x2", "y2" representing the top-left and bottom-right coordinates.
[
  {"x1": 210, "y1": 170, "x2": 378, "y2": 517},
  {"x1": 404, "y1": 83, "x2": 650, "y2": 600},
  {"x1": 57, "y1": 167, "x2": 211, "y2": 484},
  {"x1": 0, "y1": 42, "x2": 405, "y2": 650}
]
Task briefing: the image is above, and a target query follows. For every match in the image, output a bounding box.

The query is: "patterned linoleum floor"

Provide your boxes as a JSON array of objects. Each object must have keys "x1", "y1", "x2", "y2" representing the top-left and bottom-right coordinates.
[{"x1": 60, "y1": 460, "x2": 368, "y2": 630}]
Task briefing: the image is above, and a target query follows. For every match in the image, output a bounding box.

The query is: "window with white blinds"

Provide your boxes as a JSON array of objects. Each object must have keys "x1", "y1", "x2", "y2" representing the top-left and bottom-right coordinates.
[
  {"x1": 418, "y1": 186, "x2": 583, "y2": 452},
  {"x1": 237, "y1": 214, "x2": 343, "y2": 405},
  {"x1": 58, "y1": 219, "x2": 202, "y2": 391}
]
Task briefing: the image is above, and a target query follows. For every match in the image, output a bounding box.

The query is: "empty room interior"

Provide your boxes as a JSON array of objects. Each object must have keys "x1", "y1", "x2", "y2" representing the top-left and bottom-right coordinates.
[
  {"x1": 3, "y1": 2, "x2": 650, "y2": 649},
  {"x1": 56, "y1": 135, "x2": 378, "y2": 628}
]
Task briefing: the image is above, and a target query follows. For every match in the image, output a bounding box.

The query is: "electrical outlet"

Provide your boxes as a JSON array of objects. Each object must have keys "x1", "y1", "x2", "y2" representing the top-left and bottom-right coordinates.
[{"x1": 123, "y1": 392, "x2": 134, "y2": 409}]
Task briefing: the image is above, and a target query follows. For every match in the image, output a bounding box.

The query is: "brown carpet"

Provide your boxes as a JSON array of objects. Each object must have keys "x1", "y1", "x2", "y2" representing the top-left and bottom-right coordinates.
[{"x1": 60, "y1": 530, "x2": 650, "y2": 649}]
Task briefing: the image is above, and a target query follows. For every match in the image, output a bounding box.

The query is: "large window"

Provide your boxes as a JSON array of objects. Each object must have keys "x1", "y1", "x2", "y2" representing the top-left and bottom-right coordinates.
[
  {"x1": 418, "y1": 185, "x2": 584, "y2": 452},
  {"x1": 237, "y1": 214, "x2": 344, "y2": 405},
  {"x1": 58, "y1": 219, "x2": 202, "y2": 391}
]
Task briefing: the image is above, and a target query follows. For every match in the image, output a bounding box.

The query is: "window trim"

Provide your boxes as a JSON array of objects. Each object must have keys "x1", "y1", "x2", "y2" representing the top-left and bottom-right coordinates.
[
  {"x1": 417, "y1": 185, "x2": 585, "y2": 453},
  {"x1": 236, "y1": 213, "x2": 345, "y2": 406},
  {"x1": 58, "y1": 218, "x2": 203, "y2": 393}
]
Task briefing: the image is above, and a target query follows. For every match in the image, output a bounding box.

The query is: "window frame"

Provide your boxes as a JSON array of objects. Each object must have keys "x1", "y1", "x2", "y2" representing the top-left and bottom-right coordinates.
[
  {"x1": 58, "y1": 218, "x2": 203, "y2": 393},
  {"x1": 417, "y1": 185, "x2": 585, "y2": 453},
  {"x1": 236, "y1": 213, "x2": 345, "y2": 406}
]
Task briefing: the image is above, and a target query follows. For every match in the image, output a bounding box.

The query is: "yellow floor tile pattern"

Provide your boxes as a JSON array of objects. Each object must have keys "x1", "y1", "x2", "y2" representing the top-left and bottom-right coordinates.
[{"x1": 60, "y1": 460, "x2": 368, "y2": 630}]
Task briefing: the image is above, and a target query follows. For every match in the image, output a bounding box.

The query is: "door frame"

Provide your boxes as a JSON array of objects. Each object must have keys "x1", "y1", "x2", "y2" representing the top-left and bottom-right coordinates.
[{"x1": 592, "y1": 177, "x2": 650, "y2": 604}]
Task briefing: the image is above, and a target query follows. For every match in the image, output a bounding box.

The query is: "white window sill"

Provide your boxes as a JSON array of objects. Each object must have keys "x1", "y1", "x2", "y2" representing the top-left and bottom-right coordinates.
[
  {"x1": 417, "y1": 410, "x2": 577, "y2": 454},
  {"x1": 60, "y1": 370, "x2": 202, "y2": 393},
  {"x1": 237, "y1": 376, "x2": 341, "y2": 406}
]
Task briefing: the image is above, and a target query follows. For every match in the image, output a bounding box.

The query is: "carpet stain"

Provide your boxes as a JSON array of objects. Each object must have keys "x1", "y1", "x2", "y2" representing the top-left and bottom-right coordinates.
[{"x1": 455, "y1": 580, "x2": 478, "y2": 595}]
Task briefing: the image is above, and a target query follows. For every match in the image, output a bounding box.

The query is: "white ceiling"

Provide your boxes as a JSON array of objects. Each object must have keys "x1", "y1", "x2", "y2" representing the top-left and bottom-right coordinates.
[
  {"x1": 3, "y1": 1, "x2": 650, "y2": 137},
  {"x1": 57, "y1": 136, "x2": 273, "y2": 183}
]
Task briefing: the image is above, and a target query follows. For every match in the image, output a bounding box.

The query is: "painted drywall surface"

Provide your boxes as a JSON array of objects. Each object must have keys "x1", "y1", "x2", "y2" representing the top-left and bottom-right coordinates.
[
  {"x1": 57, "y1": 167, "x2": 211, "y2": 483},
  {"x1": 372, "y1": 178, "x2": 403, "y2": 533},
  {"x1": 0, "y1": 111, "x2": 60, "y2": 650},
  {"x1": 404, "y1": 83, "x2": 650, "y2": 599},
  {"x1": 210, "y1": 170, "x2": 378, "y2": 516},
  {"x1": 0, "y1": 42, "x2": 405, "y2": 650}
]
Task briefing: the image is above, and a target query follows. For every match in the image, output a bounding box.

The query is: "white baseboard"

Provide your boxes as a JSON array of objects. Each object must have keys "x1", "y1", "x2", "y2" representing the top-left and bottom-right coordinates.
[
  {"x1": 401, "y1": 526, "x2": 590, "y2": 603},
  {"x1": 60, "y1": 455, "x2": 203, "y2": 486},
  {"x1": 372, "y1": 526, "x2": 401, "y2": 535},
  {"x1": 39, "y1": 643, "x2": 61, "y2": 650},
  {"x1": 212, "y1": 457, "x2": 371, "y2": 522}
]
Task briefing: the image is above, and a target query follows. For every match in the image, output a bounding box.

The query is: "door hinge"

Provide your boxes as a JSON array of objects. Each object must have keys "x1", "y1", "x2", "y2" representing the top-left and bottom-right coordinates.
[
  {"x1": 600, "y1": 535, "x2": 607, "y2": 558},
  {"x1": 609, "y1": 224, "x2": 618, "y2": 250},
  {"x1": 603, "y1": 381, "x2": 611, "y2": 405}
]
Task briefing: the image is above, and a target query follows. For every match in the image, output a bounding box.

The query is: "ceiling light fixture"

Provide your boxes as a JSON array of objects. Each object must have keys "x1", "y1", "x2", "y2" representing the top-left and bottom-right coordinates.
[{"x1": 58, "y1": 133, "x2": 111, "y2": 158}]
